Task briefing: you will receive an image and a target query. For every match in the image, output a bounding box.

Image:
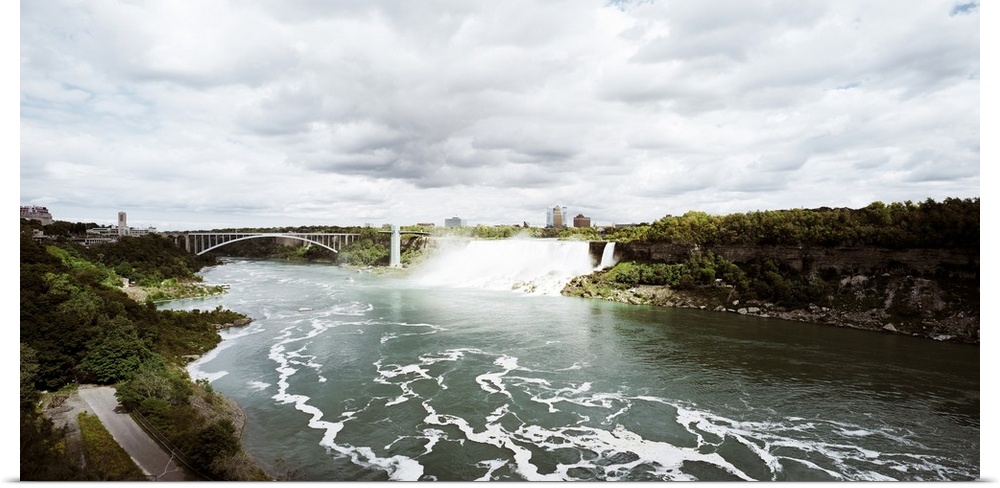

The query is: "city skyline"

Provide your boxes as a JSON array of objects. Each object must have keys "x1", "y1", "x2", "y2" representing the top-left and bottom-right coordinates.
[{"x1": 18, "y1": 1, "x2": 984, "y2": 231}]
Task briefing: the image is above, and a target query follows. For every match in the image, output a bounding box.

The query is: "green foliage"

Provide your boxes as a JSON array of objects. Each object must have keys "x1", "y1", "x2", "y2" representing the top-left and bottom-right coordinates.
[
  {"x1": 79, "y1": 316, "x2": 154, "y2": 384},
  {"x1": 116, "y1": 359, "x2": 193, "y2": 410},
  {"x1": 598, "y1": 252, "x2": 742, "y2": 289},
  {"x1": 118, "y1": 366, "x2": 256, "y2": 479},
  {"x1": 400, "y1": 236, "x2": 431, "y2": 266},
  {"x1": 558, "y1": 226, "x2": 601, "y2": 241},
  {"x1": 21, "y1": 402, "x2": 87, "y2": 480},
  {"x1": 470, "y1": 225, "x2": 521, "y2": 239},
  {"x1": 21, "y1": 344, "x2": 40, "y2": 411},
  {"x1": 82, "y1": 234, "x2": 216, "y2": 285},
  {"x1": 45, "y1": 245, "x2": 122, "y2": 288},
  {"x1": 576, "y1": 250, "x2": 837, "y2": 308},
  {"x1": 603, "y1": 225, "x2": 650, "y2": 244},
  {"x1": 189, "y1": 420, "x2": 241, "y2": 472},
  {"x1": 634, "y1": 197, "x2": 979, "y2": 249},
  {"x1": 20, "y1": 343, "x2": 91, "y2": 480},
  {"x1": 21, "y1": 224, "x2": 267, "y2": 480},
  {"x1": 732, "y1": 257, "x2": 831, "y2": 307},
  {"x1": 21, "y1": 232, "x2": 244, "y2": 389},
  {"x1": 336, "y1": 230, "x2": 390, "y2": 266},
  {"x1": 77, "y1": 412, "x2": 147, "y2": 481}
]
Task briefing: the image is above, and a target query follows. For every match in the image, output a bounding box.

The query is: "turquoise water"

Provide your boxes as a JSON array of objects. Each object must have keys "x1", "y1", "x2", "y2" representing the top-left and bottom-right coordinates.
[{"x1": 162, "y1": 256, "x2": 979, "y2": 481}]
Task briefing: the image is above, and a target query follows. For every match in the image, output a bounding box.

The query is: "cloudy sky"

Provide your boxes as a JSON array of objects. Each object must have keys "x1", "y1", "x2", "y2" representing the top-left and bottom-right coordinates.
[{"x1": 18, "y1": 0, "x2": 982, "y2": 231}]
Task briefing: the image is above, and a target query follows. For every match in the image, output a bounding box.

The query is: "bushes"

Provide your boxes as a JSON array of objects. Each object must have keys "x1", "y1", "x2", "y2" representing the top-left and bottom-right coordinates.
[
  {"x1": 189, "y1": 420, "x2": 241, "y2": 471},
  {"x1": 602, "y1": 261, "x2": 686, "y2": 287},
  {"x1": 737, "y1": 257, "x2": 831, "y2": 307},
  {"x1": 600, "y1": 252, "x2": 744, "y2": 289},
  {"x1": 581, "y1": 251, "x2": 833, "y2": 308},
  {"x1": 77, "y1": 412, "x2": 147, "y2": 481},
  {"x1": 117, "y1": 365, "x2": 257, "y2": 479},
  {"x1": 116, "y1": 360, "x2": 192, "y2": 410},
  {"x1": 83, "y1": 234, "x2": 217, "y2": 284},
  {"x1": 78, "y1": 316, "x2": 154, "y2": 384},
  {"x1": 336, "y1": 231, "x2": 390, "y2": 266}
]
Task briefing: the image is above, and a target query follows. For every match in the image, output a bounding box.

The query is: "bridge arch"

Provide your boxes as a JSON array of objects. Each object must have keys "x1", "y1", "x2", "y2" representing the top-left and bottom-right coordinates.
[{"x1": 196, "y1": 234, "x2": 340, "y2": 256}]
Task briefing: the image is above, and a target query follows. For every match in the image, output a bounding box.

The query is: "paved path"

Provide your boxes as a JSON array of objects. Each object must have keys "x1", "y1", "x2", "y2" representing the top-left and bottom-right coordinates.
[{"x1": 78, "y1": 386, "x2": 193, "y2": 481}]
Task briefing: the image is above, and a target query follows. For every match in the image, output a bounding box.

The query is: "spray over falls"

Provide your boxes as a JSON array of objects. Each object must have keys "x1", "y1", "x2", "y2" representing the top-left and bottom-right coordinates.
[{"x1": 411, "y1": 238, "x2": 616, "y2": 296}]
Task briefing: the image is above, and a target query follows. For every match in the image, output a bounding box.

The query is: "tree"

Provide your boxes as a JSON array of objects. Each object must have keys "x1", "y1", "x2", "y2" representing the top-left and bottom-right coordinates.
[{"x1": 79, "y1": 316, "x2": 154, "y2": 384}]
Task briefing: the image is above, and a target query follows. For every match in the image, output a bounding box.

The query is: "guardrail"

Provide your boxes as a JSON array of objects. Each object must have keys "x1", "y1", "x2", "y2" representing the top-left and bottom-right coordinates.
[{"x1": 129, "y1": 410, "x2": 216, "y2": 481}]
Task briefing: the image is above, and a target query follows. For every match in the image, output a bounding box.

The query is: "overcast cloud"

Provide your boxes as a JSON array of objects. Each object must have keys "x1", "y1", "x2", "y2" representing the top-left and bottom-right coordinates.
[{"x1": 19, "y1": 0, "x2": 981, "y2": 230}]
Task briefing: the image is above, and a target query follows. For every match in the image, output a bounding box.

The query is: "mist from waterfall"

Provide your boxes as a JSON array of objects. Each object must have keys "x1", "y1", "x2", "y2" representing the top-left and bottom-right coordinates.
[{"x1": 411, "y1": 237, "x2": 612, "y2": 296}]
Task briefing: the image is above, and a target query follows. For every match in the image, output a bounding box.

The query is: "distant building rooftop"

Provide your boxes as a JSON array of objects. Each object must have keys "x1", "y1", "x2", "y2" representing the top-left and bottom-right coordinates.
[{"x1": 20, "y1": 205, "x2": 53, "y2": 225}]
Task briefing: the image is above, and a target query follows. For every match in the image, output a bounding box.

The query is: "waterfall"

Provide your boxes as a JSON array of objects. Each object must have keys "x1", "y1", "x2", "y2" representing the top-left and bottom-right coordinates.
[
  {"x1": 411, "y1": 238, "x2": 602, "y2": 296},
  {"x1": 599, "y1": 242, "x2": 617, "y2": 269}
]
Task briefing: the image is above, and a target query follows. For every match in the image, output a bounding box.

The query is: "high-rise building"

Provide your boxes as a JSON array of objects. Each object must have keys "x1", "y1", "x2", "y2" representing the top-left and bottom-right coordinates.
[
  {"x1": 573, "y1": 214, "x2": 591, "y2": 228},
  {"x1": 118, "y1": 211, "x2": 128, "y2": 237},
  {"x1": 552, "y1": 206, "x2": 565, "y2": 229},
  {"x1": 445, "y1": 216, "x2": 465, "y2": 228},
  {"x1": 547, "y1": 206, "x2": 569, "y2": 228}
]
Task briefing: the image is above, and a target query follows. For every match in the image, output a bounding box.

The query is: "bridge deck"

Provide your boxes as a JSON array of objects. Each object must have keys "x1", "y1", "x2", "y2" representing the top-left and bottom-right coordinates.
[{"x1": 170, "y1": 232, "x2": 362, "y2": 255}]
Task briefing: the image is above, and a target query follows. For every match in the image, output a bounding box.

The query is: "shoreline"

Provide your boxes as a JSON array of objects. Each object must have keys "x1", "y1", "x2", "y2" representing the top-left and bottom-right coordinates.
[{"x1": 562, "y1": 281, "x2": 979, "y2": 345}]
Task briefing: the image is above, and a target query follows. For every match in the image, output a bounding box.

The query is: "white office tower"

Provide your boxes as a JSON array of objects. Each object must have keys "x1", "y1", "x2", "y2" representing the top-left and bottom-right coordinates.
[{"x1": 118, "y1": 211, "x2": 128, "y2": 236}]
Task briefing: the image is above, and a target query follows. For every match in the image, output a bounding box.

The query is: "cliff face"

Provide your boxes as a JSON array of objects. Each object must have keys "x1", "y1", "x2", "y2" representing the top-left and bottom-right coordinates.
[{"x1": 578, "y1": 242, "x2": 979, "y2": 344}]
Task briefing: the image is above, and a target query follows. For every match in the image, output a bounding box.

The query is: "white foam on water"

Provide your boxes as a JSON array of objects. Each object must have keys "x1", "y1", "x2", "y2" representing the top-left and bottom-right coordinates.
[
  {"x1": 475, "y1": 355, "x2": 519, "y2": 398},
  {"x1": 262, "y1": 309, "x2": 970, "y2": 481},
  {"x1": 186, "y1": 317, "x2": 264, "y2": 382},
  {"x1": 329, "y1": 301, "x2": 374, "y2": 316},
  {"x1": 379, "y1": 322, "x2": 446, "y2": 345},
  {"x1": 405, "y1": 352, "x2": 756, "y2": 481},
  {"x1": 667, "y1": 403, "x2": 976, "y2": 481},
  {"x1": 374, "y1": 359, "x2": 433, "y2": 407},
  {"x1": 475, "y1": 459, "x2": 509, "y2": 481}
]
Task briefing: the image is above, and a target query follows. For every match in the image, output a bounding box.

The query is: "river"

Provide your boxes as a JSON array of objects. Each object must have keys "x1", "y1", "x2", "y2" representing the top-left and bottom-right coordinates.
[{"x1": 161, "y1": 240, "x2": 979, "y2": 481}]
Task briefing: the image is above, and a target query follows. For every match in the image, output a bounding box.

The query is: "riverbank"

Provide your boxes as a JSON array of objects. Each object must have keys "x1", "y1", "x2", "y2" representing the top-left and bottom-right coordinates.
[
  {"x1": 122, "y1": 280, "x2": 228, "y2": 303},
  {"x1": 562, "y1": 273, "x2": 979, "y2": 344},
  {"x1": 113, "y1": 279, "x2": 271, "y2": 480}
]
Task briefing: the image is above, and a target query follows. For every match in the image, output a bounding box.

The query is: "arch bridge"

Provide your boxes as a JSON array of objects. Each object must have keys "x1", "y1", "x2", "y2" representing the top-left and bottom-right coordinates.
[{"x1": 169, "y1": 232, "x2": 362, "y2": 256}]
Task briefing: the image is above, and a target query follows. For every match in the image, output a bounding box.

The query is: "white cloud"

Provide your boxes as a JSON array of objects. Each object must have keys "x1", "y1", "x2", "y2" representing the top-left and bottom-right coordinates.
[{"x1": 19, "y1": 0, "x2": 980, "y2": 230}]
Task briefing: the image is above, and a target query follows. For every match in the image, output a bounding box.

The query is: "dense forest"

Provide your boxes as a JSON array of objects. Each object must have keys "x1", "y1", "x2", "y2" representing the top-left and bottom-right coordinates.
[
  {"x1": 20, "y1": 226, "x2": 268, "y2": 480},
  {"x1": 603, "y1": 197, "x2": 979, "y2": 248}
]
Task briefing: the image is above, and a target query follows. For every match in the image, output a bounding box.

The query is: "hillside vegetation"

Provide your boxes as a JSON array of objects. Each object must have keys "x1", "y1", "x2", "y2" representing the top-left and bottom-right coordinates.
[
  {"x1": 565, "y1": 198, "x2": 979, "y2": 343},
  {"x1": 20, "y1": 228, "x2": 268, "y2": 481}
]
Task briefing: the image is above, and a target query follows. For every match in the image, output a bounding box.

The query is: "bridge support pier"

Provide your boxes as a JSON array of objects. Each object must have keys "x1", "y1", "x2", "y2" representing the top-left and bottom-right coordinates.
[{"x1": 390, "y1": 224, "x2": 401, "y2": 268}]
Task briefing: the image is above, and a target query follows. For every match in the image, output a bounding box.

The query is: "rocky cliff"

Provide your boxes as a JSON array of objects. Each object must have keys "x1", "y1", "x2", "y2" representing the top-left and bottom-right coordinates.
[{"x1": 575, "y1": 241, "x2": 979, "y2": 344}]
